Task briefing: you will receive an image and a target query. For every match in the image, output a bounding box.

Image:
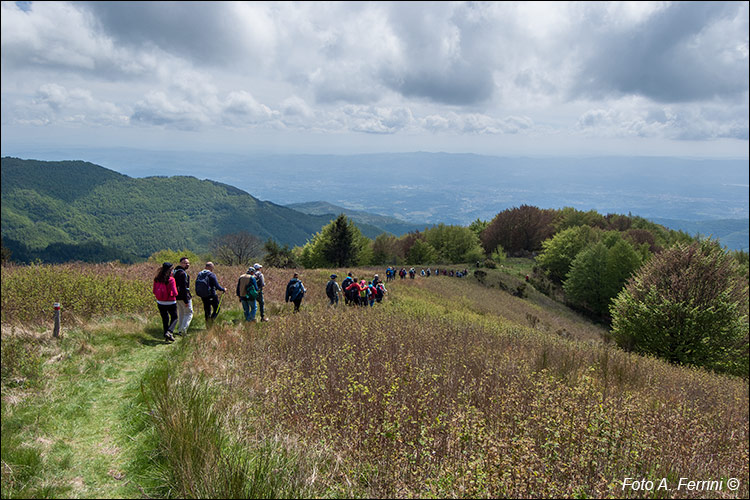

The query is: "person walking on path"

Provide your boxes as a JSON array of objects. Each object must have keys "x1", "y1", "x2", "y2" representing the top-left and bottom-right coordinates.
[
  {"x1": 173, "y1": 257, "x2": 193, "y2": 336},
  {"x1": 253, "y1": 263, "x2": 269, "y2": 322},
  {"x1": 326, "y1": 274, "x2": 342, "y2": 307},
  {"x1": 285, "y1": 273, "x2": 307, "y2": 312},
  {"x1": 195, "y1": 262, "x2": 225, "y2": 328},
  {"x1": 153, "y1": 262, "x2": 178, "y2": 342},
  {"x1": 236, "y1": 267, "x2": 259, "y2": 322}
]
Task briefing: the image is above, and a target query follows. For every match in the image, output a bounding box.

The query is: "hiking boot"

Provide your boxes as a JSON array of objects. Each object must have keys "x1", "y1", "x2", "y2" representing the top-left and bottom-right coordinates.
[
  {"x1": 261, "y1": 317, "x2": 269, "y2": 322},
  {"x1": 165, "y1": 332, "x2": 175, "y2": 342},
  {"x1": 175, "y1": 330, "x2": 184, "y2": 336}
]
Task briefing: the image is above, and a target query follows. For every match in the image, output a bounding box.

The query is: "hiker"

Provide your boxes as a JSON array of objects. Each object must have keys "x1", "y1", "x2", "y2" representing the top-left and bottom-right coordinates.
[
  {"x1": 173, "y1": 257, "x2": 193, "y2": 336},
  {"x1": 357, "y1": 279, "x2": 369, "y2": 307},
  {"x1": 367, "y1": 281, "x2": 377, "y2": 307},
  {"x1": 285, "y1": 273, "x2": 307, "y2": 312},
  {"x1": 152, "y1": 262, "x2": 178, "y2": 342},
  {"x1": 409, "y1": 267, "x2": 416, "y2": 279},
  {"x1": 345, "y1": 278, "x2": 364, "y2": 306},
  {"x1": 375, "y1": 281, "x2": 387, "y2": 303},
  {"x1": 326, "y1": 274, "x2": 342, "y2": 307},
  {"x1": 236, "y1": 267, "x2": 259, "y2": 322},
  {"x1": 341, "y1": 272, "x2": 354, "y2": 305},
  {"x1": 253, "y1": 263, "x2": 269, "y2": 322},
  {"x1": 195, "y1": 262, "x2": 225, "y2": 328},
  {"x1": 372, "y1": 274, "x2": 381, "y2": 287}
]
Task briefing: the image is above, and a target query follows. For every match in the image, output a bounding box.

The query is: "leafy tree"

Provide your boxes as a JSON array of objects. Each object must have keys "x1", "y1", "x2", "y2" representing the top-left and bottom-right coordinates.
[
  {"x1": 212, "y1": 231, "x2": 264, "y2": 266},
  {"x1": 406, "y1": 239, "x2": 438, "y2": 265},
  {"x1": 564, "y1": 237, "x2": 642, "y2": 319},
  {"x1": 263, "y1": 239, "x2": 297, "y2": 268},
  {"x1": 298, "y1": 214, "x2": 371, "y2": 268},
  {"x1": 372, "y1": 233, "x2": 403, "y2": 265},
  {"x1": 554, "y1": 207, "x2": 607, "y2": 231},
  {"x1": 468, "y1": 218, "x2": 489, "y2": 239},
  {"x1": 537, "y1": 225, "x2": 601, "y2": 283},
  {"x1": 481, "y1": 205, "x2": 556, "y2": 257},
  {"x1": 611, "y1": 240, "x2": 749, "y2": 375},
  {"x1": 423, "y1": 224, "x2": 484, "y2": 263}
]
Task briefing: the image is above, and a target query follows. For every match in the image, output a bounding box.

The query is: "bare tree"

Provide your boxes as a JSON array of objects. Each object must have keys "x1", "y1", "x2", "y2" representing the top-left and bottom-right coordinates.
[{"x1": 212, "y1": 231, "x2": 264, "y2": 266}]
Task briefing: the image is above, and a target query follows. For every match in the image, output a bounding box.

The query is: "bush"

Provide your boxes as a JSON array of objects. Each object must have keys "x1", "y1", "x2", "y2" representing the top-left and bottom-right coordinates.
[{"x1": 611, "y1": 240, "x2": 749, "y2": 375}]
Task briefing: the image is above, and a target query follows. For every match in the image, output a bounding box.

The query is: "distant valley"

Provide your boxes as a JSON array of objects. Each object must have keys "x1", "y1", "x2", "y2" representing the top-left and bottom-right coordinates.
[{"x1": 1, "y1": 150, "x2": 748, "y2": 253}]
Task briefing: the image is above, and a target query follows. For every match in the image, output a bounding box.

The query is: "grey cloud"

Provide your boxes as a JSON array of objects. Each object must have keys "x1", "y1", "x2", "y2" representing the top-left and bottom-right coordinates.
[
  {"x1": 574, "y1": 1, "x2": 749, "y2": 103},
  {"x1": 379, "y1": 2, "x2": 499, "y2": 106},
  {"x1": 78, "y1": 1, "x2": 259, "y2": 67}
]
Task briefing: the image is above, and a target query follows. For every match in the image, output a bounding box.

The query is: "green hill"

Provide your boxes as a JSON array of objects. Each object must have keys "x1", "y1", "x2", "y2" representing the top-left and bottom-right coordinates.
[{"x1": 1, "y1": 157, "x2": 337, "y2": 262}]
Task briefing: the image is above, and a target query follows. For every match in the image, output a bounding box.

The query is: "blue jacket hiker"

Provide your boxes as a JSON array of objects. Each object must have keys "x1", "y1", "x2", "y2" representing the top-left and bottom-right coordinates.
[
  {"x1": 195, "y1": 262, "x2": 225, "y2": 327},
  {"x1": 285, "y1": 273, "x2": 307, "y2": 313},
  {"x1": 236, "y1": 268, "x2": 259, "y2": 322}
]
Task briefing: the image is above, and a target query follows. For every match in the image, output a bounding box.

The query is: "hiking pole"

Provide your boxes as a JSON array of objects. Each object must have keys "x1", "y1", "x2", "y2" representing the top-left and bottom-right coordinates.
[{"x1": 215, "y1": 291, "x2": 224, "y2": 318}]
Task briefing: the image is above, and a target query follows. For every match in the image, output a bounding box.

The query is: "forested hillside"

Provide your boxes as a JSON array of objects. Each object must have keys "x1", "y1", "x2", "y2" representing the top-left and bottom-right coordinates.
[{"x1": 1, "y1": 157, "x2": 335, "y2": 262}]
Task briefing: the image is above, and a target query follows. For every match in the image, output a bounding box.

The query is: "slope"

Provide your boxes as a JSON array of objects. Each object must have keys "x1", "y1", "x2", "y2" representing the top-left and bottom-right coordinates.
[{"x1": 1, "y1": 157, "x2": 335, "y2": 261}]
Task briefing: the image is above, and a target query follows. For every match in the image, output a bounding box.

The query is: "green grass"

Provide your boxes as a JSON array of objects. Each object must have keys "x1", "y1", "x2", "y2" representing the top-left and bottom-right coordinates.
[
  {"x1": 2, "y1": 263, "x2": 748, "y2": 498},
  {"x1": 1, "y1": 316, "x2": 179, "y2": 498}
]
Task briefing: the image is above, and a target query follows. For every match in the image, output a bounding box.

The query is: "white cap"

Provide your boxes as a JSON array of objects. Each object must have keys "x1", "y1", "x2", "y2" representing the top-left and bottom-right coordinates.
[{"x1": 253, "y1": 263, "x2": 262, "y2": 270}]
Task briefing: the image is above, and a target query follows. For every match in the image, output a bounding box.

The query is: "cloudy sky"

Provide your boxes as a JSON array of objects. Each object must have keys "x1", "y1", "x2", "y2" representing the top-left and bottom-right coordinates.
[{"x1": 1, "y1": 1, "x2": 748, "y2": 157}]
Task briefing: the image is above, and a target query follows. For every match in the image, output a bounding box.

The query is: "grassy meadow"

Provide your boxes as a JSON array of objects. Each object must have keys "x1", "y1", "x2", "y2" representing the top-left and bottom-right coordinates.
[{"x1": 1, "y1": 262, "x2": 748, "y2": 498}]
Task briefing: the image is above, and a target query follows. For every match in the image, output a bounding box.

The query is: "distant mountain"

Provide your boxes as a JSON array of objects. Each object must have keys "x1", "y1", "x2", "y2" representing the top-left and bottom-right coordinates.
[
  {"x1": 286, "y1": 201, "x2": 429, "y2": 238},
  {"x1": 0, "y1": 157, "x2": 338, "y2": 262},
  {"x1": 650, "y1": 218, "x2": 749, "y2": 252}
]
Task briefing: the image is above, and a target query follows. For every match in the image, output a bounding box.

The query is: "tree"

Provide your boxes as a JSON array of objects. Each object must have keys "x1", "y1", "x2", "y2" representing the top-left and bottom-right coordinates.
[
  {"x1": 536, "y1": 225, "x2": 601, "y2": 283},
  {"x1": 611, "y1": 240, "x2": 749, "y2": 375},
  {"x1": 423, "y1": 224, "x2": 484, "y2": 263},
  {"x1": 212, "y1": 231, "x2": 264, "y2": 266},
  {"x1": 481, "y1": 205, "x2": 557, "y2": 257},
  {"x1": 406, "y1": 239, "x2": 438, "y2": 265},
  {"x1": 564, "y1": 237, "x2": 642, "y2": 319},
  {"x1": 263, "y1": 239, "x2": 297, "y2": 268},
  {"x1": 372, "y1": 233, "x2": 403, "y2": 265},
  {"x1": 298, "y1": 214, "x2": 370, "y2": 268}
]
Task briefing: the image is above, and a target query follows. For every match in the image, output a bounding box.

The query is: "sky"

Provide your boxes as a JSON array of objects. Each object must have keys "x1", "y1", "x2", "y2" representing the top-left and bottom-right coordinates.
[{"x1": 1, "y1": 1, "x2": 748, "y2": 158}]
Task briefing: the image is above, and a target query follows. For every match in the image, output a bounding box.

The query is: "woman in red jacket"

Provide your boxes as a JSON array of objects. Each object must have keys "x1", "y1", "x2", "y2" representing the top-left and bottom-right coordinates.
[{"x1": 153, "y1": 262, "x2": 178, "y2": 342}]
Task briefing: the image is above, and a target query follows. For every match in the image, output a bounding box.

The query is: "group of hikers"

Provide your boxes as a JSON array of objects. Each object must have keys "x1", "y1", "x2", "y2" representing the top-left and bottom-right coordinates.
[
  {"x1": 326, "y1": 272, "x2": 388, "y2": 307},
  {"x1": 152, "y1": 258, "x2": 387, "y2": 343},
  {"x1": 385, "y1": 266, "x2": 471, "y2": 280}
]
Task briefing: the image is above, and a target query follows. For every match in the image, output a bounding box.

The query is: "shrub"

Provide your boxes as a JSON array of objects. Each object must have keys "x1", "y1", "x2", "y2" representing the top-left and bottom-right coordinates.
[{"x1": 611, "y1": 240, "x2": 749, "y2": 375}]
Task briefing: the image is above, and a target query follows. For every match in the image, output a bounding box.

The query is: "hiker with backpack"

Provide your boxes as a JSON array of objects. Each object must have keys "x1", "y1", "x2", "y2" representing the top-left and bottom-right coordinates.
[
  {"x1": 173, "y1": 257, "x2": 193, "y2": 336},
  {"x1": 375, "y1": 281, "x2": 387, "y2": 303},
  {"x1": 252, "y1": 263, "x2": 269, "y2": 322},
  {"x1": 285, "y1": 273, "x2": 307, "y2": 312},
  {"x1": 341, "y1": 272, "x2": 354, "y2": 305},
  {"x1": 345, "y1": 278, "x2": 365, "y2": 306},
  {"x1": 326, "y1": 274, "x2": 342, "y2": 307},
  {"x1": 195, "y1": 262, "x2": 226, "y2": 328},
  {"x1": 236, "y1": 267, "x2": 260, "y2": 322},
  {"x1": 153, "y1": 262, "x2": 178, "y2": 343}
]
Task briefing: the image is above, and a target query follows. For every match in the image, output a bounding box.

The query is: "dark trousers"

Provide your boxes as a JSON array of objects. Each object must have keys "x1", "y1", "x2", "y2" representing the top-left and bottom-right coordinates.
[
  {"x1": 292, "y1": 297, "x2": 303, "y2": 312},
  {"x1": 201, "y1": 295, "x2": 220, "y2": 325},
  {"x1": 257, "y1": 290, "x2": 265, "y2": 319},
  {"x1": 157, "y1": 303, "x2": 178, "y2": 334}
]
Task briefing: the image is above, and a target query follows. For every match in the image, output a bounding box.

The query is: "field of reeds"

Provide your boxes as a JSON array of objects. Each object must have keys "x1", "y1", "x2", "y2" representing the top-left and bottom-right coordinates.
[{"x1": 1, "y1": 262, "x2": 748, "y2": 498}]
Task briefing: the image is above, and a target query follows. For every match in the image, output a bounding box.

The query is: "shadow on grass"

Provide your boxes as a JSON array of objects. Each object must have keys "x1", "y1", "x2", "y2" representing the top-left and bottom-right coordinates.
[{"x1": 139, "y1": 325, "x2": 173, "y2": 346}]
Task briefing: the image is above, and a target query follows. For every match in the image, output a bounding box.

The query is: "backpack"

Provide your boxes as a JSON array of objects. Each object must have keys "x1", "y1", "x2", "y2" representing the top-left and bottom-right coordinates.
[
  {"x1": 290, "y1": 280, "x2": 304, "y2": 301},
  {"x1": 245, "y1": 276, "x2": 259, "y2": 300},
  {"x1": 195, "y1": 270, "x2": 212, "y2": 298},
  {"x1": 326, "y1": 280, "x2": 336, "y2": 299},
  {"x1": 376, "y1": 284, "x2": 385, "y2": 301}
]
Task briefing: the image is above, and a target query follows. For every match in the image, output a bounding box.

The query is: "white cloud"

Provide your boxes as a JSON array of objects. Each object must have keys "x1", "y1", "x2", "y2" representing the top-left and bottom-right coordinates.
[{"x1": 1, "y1": 1, "x2": 747, "y2": 155}]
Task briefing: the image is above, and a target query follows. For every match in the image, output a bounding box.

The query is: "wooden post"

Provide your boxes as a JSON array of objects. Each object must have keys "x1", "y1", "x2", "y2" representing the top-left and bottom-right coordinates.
[{"x1": 53, "y1": 302, "x2": 61, "y2": 338}]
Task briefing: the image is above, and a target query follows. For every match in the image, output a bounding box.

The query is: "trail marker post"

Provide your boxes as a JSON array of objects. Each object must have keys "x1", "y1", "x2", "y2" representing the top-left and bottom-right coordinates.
[{"x1": 53, "y1": 302, "x2": 61, "y2": 338}]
